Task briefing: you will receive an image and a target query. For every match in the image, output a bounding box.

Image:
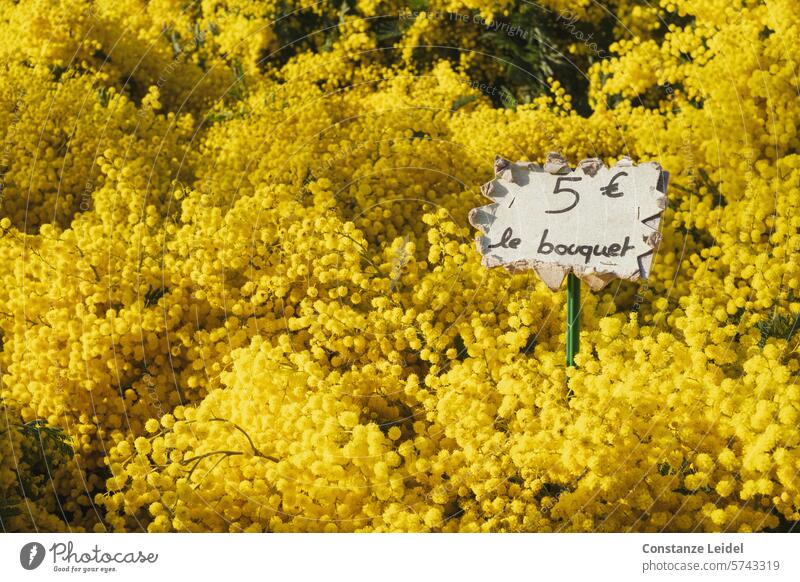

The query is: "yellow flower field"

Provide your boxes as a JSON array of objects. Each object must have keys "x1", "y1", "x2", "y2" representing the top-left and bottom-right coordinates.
[{"x1": 1, "y1": 0, "x2": 799, "y2": 532}]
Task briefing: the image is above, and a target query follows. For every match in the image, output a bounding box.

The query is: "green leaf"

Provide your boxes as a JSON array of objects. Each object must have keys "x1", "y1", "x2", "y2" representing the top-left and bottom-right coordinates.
[
  {"x1": 451, "y1": 94, "x2": 479, "y2": 111},
  {"x1": 756, "y1": 311, "x2": 799, "y2": 348}
]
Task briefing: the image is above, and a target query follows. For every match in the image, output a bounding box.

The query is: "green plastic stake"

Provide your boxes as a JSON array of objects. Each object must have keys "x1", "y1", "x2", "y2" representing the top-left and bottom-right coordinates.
[{"x1": 566, "y1": 272, "x2": 580, "y2": 367}]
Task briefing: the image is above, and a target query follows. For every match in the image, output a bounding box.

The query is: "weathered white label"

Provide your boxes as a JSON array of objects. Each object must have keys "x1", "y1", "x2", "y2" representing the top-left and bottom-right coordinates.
[{"x1": 469, "y1": 153, "x2": 668, "y2": 290}]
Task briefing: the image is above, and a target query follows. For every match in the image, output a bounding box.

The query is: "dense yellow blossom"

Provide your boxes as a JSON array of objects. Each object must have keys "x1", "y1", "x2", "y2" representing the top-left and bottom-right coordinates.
[{"x1": 1, "y1": 0, "x2": 799, "y2": 533}]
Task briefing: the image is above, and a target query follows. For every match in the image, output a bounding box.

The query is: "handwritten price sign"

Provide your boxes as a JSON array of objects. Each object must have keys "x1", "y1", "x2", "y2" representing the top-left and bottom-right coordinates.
[{"x1": 469, "y1": 153, "x2": 669, "y2": 290}]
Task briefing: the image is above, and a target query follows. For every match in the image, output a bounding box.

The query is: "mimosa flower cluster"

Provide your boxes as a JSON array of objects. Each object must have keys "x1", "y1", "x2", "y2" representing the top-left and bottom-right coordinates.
[{"x1": 0, "y1": 0, "x2": 798, "y2": 532}]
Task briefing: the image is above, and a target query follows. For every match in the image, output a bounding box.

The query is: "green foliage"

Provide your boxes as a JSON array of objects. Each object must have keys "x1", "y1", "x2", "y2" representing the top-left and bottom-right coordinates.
[
  {"x1": 0, "y1": 496, "x2": 22, "y2": 521},
  {"x1": 756, "y1": 311, "x2": 799, "y2": 348},
  {"x1": 1, "y1": 418, "x2": 74, "y2": 528},
  {"x1": 265, "y1": 2, "x2": 613, "y2": 113},
  {"x1": 451, "y1": 94, "x2": 479, "y2": 111}
]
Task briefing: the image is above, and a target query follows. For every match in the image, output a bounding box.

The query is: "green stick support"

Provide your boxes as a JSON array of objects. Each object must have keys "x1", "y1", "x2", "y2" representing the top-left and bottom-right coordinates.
[{"x1": 566, "y1": 272, "x2": 581, "y2": 367}]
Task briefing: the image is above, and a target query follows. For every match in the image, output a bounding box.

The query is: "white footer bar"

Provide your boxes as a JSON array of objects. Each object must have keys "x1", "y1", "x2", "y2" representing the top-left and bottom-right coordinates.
[{"x1": 2, "y1": 533, "x2": 798, "y2": 581}]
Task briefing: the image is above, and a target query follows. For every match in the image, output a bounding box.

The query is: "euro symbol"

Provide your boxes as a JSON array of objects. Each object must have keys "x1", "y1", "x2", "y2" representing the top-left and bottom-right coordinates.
[{"x1": 600, "y1": 171, "x2": 628, "y2": 198}]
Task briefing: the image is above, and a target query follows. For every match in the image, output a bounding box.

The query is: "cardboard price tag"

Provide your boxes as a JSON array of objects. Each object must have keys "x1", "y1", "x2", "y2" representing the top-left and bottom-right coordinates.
[{"x1": 469, "y1": 153, "x2": 669, "y2": 290}]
